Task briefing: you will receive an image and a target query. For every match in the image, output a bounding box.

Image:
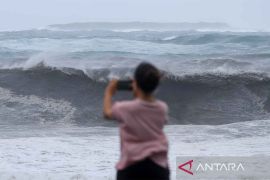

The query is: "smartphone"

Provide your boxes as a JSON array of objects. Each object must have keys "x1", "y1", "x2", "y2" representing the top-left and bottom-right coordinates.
[{"x1": 117, "y1": 80, "x2": 133, "y2": 91}]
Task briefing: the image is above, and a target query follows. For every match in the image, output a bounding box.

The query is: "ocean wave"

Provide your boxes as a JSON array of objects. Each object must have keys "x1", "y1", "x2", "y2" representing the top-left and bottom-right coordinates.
[
  {"x1": 0, "y1": 57, "x2": 269, "y2": 81},
  {"x1": 1, "y1": 29, "x2": 270, "y2": 46},
  {"x1": 0, "y1": 85, "x2": 76, "y2": 126},
  {"x1": 3, "y1": 64, "x2": 270, "y2": 82},
  {"x1": 0, "y1": 66, "x2": 269, "y2": 126},
  {"x1": 160, "y1": 33, "x2": 270, "y2": 45},
  {"x1": 1, "y1": 54, "x2": 270, "y2": 82},
  {"x1": 162, "y1": 36, "x2": 178, "y2": 41},
  {"x1": 196, "y1": 28, "x2": 270, "y2": 33}
]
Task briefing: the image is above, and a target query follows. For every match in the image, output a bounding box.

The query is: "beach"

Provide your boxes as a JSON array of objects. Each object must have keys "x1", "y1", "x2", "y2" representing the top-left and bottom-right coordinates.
[{"x1": 1, "y1": 120, "x2": 270, "y2": 179}]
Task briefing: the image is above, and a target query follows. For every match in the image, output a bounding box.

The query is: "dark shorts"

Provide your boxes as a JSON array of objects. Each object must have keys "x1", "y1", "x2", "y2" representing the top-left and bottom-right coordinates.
[{"x1": 116, "y1": 158, "x2": 170, "y2": 180}]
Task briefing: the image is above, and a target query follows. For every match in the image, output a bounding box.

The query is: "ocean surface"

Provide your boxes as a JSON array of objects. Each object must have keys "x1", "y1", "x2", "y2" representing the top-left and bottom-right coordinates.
[{"x1": 0, "y1": 23, "x2": 270, "y2": 179}]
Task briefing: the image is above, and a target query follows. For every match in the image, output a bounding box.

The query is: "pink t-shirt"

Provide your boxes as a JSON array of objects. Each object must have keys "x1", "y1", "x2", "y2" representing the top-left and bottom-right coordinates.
[{"x1": 111, "y1": 98, "x2": 169, "y2": 170}]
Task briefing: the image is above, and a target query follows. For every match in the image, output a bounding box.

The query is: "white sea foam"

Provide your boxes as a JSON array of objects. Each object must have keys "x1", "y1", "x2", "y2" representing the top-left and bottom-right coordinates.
[
  {"x1": 0, "y1": 87, "x2": 76, "y2": 125},
  {"x1": 0, "y1": 120, "x2": 269, "y2": 179},
  {"x1": 196, "y1": 28, "x2": 270, "y2": 33},
  {"x1": 162, "y1": 36, "x2": 178, "y2": 41},
  {"x1": 2, "y1": 52, "x2": 270, "y2": 82}
]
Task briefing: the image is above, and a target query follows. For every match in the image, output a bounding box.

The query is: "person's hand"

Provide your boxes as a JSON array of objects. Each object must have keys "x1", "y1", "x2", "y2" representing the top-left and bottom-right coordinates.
[{"x1": 106, "y1": 79, "x2": 118, "y2": 96}]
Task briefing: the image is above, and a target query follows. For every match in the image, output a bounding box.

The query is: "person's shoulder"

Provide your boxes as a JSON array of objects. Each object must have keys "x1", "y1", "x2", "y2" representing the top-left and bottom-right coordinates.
[
  {"x1": 156, "y1": 99, "x2": 169, "y2": 112},
  {"x1": 114, "y1": 100, "x2": 138, "y2": 110}
]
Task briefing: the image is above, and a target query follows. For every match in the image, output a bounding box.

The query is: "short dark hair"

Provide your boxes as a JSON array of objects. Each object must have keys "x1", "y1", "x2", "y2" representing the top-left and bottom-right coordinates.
[{"x1": 134, "y1": 62, "x2": 160, "y2": 94}]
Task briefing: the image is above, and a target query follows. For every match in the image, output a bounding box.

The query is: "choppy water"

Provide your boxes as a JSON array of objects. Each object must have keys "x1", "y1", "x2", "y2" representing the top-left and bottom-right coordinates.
[{"x1": 0, "y1": 23, "x2": 270, "y2": 179}]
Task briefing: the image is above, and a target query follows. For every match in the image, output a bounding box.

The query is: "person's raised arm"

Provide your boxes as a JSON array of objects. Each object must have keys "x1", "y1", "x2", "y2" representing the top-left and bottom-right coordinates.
[{"x1": 103, "y1": 79, "x2": 118, "y2": 119}]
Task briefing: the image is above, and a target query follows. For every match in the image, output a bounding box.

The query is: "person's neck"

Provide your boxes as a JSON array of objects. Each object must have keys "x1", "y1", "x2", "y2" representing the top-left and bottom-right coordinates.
[{"x1": 137, "y1": 93, "x2": 155, "y2": 102}]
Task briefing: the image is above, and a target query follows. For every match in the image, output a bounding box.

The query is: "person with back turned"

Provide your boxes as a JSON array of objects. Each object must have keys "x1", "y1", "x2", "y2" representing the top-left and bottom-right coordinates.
[{"x1": 103, "y1": 62, "x2": 170, "y2": 180}]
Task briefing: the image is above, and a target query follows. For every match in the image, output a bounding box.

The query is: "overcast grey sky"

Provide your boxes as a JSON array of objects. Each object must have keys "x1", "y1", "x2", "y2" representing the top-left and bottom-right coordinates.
[{"x1": 0, "y1": 0, "x2": 269, "y2": 31}]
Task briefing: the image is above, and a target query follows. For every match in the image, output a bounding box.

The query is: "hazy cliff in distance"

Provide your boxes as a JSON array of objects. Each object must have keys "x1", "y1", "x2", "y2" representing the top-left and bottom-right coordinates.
[{"x1": 48, "y1": 22, "x2": 230, "y2": 31}]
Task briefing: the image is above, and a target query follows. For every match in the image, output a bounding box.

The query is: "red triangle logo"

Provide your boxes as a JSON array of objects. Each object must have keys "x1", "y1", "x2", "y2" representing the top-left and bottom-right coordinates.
[{"x1": 178, "y1": 160, "x2": 194, "y2": 175}]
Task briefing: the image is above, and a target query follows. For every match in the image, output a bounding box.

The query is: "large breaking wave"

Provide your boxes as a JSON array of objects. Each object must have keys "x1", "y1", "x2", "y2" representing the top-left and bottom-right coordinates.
[{"x1": 0, "y1": 65, "x2": 269, "y2": 126}]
